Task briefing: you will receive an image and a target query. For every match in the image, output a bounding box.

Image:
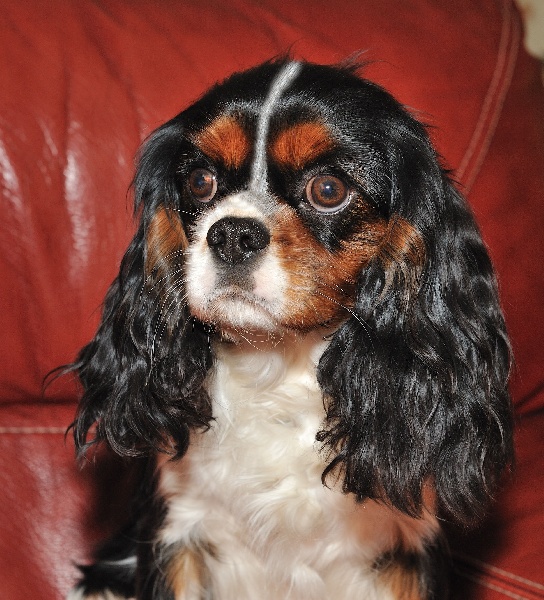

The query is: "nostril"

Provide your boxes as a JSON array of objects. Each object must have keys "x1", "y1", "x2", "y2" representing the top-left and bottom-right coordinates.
[
  {"x1": 240, "y1": 233, "x2": 253, "y2": 252},
  {"x1": 207, "y1": 224, "x2": 226, "y2": 248},
  {"x1": 240, "y1": 225, "x2": 269, "y2": 252},
  {"x1": 207, "y1": 217, "x2": 270, "y2": 264}
]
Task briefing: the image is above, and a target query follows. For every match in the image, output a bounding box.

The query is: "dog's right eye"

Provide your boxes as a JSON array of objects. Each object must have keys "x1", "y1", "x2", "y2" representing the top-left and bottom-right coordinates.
[
  {"x1": 305, "y1": 175, "x2": 351, "y2": 213},
  {"x1": 188, "y1": 169, "x2": 217, "y2": 203}
]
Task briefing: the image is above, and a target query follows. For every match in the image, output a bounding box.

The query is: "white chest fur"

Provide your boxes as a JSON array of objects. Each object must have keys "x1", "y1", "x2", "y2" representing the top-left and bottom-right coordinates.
[{"x1": 158, "y1": 333, "x2": 436, "y2": 600}]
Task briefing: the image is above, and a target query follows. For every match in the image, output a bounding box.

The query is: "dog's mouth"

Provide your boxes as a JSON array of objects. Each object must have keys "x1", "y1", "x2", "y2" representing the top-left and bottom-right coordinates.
[{"x1": 190, "y1": 285, "x2": 283, "y2": 335}]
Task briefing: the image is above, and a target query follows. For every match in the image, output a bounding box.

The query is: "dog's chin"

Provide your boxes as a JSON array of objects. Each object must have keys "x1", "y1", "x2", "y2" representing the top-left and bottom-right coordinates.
[
  {"x1": 188, "y1": 287, "x2": 344, "y2": 345},
  {"x1": 189, "y1": 291, "x2": 286, "y2": 341}
]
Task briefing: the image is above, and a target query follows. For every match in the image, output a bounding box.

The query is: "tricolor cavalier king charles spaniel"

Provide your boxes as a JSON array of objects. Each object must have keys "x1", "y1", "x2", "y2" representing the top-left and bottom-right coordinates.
[{"x1": 69, "y1": 60, "x2": 513, "y2": 600}]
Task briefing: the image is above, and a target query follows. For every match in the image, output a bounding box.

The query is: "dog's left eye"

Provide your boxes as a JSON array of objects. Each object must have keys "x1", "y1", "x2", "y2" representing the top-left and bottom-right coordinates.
[
  {"x1": 188, "y1": 169, "x2": 217, "y2": 203},
  {"x1": 305, "y1": 175, "x2": 350, "y2": 213}
]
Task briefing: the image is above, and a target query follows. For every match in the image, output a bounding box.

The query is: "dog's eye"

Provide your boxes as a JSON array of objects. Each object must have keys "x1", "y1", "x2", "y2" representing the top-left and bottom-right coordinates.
[
  {"x1": 188, "y1": 169, "x2": 217, "y2": 203},
  {"x1": 305, "y1": 175, "x2": 350, "y2": 213}
]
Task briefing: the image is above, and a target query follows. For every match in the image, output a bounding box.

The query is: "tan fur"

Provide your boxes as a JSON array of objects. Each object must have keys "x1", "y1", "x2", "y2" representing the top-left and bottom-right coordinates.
[
  {"x1": 194, "y1": 115, "x2": 251, "y2": 169},
  {"x1": 273, "y1": 202, "x2": 388, "y2": 329},
  {"x1": 167, "y1": 544, "x2": 213, "y2": 599},
  {"x1": 270, "y1": 121, "x2": 335, "y2": 170},
  {"x1": 145, "y1": 206, "x2": 188, "y2": 276},
  {"x1": 377, "y1": 215, "x2": 426, "y2": 301},
  {"x1": 377, "y1": 558, "x2": 424, "y2": 600}
]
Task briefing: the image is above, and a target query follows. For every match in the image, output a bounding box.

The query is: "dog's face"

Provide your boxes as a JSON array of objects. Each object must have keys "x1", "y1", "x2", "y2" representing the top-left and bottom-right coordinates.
[{"x1": 145, "y1": 61, "x2": 423, "y2": 338}]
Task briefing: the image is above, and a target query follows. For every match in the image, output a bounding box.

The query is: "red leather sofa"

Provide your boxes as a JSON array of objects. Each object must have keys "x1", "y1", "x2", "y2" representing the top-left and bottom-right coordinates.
[{"x1": 1, "y1": 1, "x2": 542, "y2": 598}]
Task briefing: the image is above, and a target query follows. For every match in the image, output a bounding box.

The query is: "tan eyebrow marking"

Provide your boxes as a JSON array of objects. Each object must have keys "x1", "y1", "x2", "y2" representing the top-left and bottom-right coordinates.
[
  {"x1": 270, "y1": 121, "x2": 336, "y2": 170},
  {"x1": 193, "y1": 115, "x2": 251, "y2": 169}
]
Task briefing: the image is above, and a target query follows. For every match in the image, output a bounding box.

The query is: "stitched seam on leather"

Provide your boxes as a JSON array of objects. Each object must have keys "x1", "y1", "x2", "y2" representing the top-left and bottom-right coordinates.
[
  {"x1": 481, "y1": 566, "x2": 544, "y2": 592},
  {"x1": 456, "y1": 0, "x2": 520, "y2": 193},
  {"x1": 454, "y1": 553, "x2": 544, "y2": 592},
  {"x1": 459, "y1": 572, "x2": 532, "y2": 600},
  {"x1": 454, "y1": 553, "x2": 544, "y2": 599},
  {"x1": 0, "y1": 427, "x2": 66, "y2": 434}
]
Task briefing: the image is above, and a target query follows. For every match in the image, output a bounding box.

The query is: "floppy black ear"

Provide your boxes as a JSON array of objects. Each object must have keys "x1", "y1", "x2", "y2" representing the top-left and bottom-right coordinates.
[
  {"x1": 72, "y1": 119, "x2": 213, "y2": 458},
  {"x1": 317, "y1": 117, "x2": 513, "y2": 524}
]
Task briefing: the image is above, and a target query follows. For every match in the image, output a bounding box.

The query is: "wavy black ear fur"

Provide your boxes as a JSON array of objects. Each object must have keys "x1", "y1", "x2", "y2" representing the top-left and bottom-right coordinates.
[
  {"x1": 317, "y1": 108, "x2": 513, "y2": 525},
  {"x1": 72, "y1": 118, "x2": 214, "y2": 458}
]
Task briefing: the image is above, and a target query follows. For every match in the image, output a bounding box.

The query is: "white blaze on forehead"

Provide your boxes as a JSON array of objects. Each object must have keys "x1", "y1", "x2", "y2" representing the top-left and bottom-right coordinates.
[
  {"x1": 191, "y1": 191, "x2": 272, "y2": 241},
  {"x1": 250, "y1": 61, "x2": 302, "y2": 194}
]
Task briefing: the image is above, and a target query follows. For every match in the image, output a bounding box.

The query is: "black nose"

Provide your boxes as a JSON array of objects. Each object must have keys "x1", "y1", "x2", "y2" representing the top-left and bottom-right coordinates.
[{"x1": 206, "y1": 217, "x2": 270, "y2": 265}]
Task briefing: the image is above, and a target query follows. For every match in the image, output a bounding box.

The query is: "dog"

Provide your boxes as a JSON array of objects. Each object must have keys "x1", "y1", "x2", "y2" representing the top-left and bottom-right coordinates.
[{"x1": 69, "y1": 59, "x2": 513, "y2": 600}]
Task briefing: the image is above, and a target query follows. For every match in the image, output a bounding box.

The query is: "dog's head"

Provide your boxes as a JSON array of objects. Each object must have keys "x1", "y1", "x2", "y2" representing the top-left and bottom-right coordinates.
[
  {"x1": 73, "y1": 60, "x2": 513, "y2": 523},
  {"x1": 146, "y1": 61, "x2": 421, "y2": 338}
]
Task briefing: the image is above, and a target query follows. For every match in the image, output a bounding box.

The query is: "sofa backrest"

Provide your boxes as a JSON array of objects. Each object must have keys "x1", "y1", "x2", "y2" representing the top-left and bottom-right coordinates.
[{"x1": 1, "y1": 0, "x2": 543, "y2": 412}]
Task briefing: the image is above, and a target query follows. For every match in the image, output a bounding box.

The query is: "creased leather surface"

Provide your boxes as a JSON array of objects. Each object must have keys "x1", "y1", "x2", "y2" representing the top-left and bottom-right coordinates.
[
  {"x1": 0, "y1": 1, "x2": 542, "y2": 598},
  {"x1": 0, "y1": 403, "x2": 140, "y2": 598}
]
